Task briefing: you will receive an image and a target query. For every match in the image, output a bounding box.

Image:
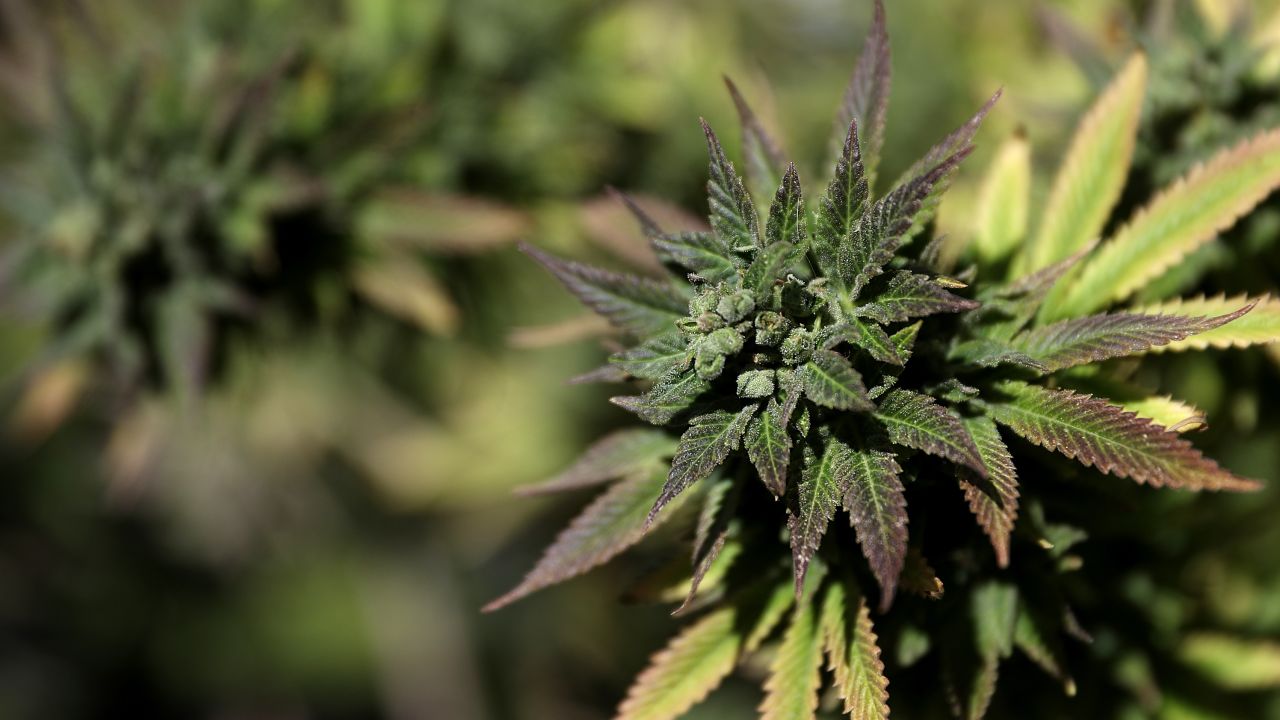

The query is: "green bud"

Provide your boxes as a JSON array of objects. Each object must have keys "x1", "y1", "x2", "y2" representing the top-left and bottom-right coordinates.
[
  {"x1": 716, "y1": 289, "x2": 756, "y2": 323},
  {"x1": 780, "y1": 328, "x2": 815, "y2": 365},
  {"x1": 754, "y1": 311, "x2": 792, "y2": 347},
  {"x1": 736, "y1": 369, "x2": 775, "y2": 398}
]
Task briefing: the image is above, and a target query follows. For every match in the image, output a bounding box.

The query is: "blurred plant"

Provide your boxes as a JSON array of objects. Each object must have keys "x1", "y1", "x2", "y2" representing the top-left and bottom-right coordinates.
[{"x1": 489, "y1": 1, "x2": 1280, "y2": 717}]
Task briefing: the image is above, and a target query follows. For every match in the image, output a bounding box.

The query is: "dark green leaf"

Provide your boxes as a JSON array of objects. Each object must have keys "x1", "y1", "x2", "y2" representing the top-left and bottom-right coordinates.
[
  {"x1": 611, "y1": 333, "x2": 693, "y2": 381},
  {"x1": 814, "y1": 120, "x2": 870, "y2": 279},
  {"x1": 612, "y1": 371, "x2": 709, "y2": 425},
  {"x1": 875, "y1": 389, "x2": 985, "y2": 473},
  {"x1": 856, "y1": 271, "x2": 979, "y2": 324},
  {"x1": 651, "y1": 231, "x2": 740, "y2": 282},
  {"x1": 649, "y1": 405, "x2": 757, "y2": 524},
  {"x1": 802, "y1": 350, "x2": 873, "y2": 411},
  {"x1": 789, "y1": 438, "x2": 857, "y2": 593},
  {"x1": 746, "y1": 399, "x2": 793, "y2": 496},
  {"x1": 702, "y1": 119, "x2": 760, "y2": 249},
  {"x1": 766, "y1": 163, "x2": 805, "y2": 247}
]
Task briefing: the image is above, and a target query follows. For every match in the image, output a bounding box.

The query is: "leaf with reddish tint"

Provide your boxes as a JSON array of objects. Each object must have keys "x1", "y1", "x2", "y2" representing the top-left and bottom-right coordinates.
[
  {"x1": 856, "y1": 271, "x2": 980, "y2": 324},
  {"x1": 516, "y1": 429, "x2": 675, "y2": 495},
  {"x1": 874, "y1": 389, "x2": 985, "y2": 474},
  {"x1": 612, "y1": 371, "x2": 708, "y2": 425},
  {"x1": 988, "y1": 381, "x2": 1260, "y2": 491},
  {"x1": 813, "y1": 120, "x2": 870, "y2": 279},
  {"x1": 746, "y1": 399, "x2": 793, "y2": 496},
  {"x1": 843, "y1": 432, "x2": 908, "y2": 611},
  {"x1": 702, "y1": 119, "x2": 761, "y2": 249},
  {"x1": 766, "y1": 163, "x2": 806, "y2": 247},
  {"x1": 829, "y1": 0, "x2": 891, "y2": 186},
  {"x1": 1134, "y1": 293, "x2": 1280, "y2": 353},
  {"x1": 522, "y1": 243, "x2": 686, "y2": 336},
  {"x1": 802, "y1": 350, "x2": 874, "y2": 411},
  {"x1": 649, "y1": 405, "x2": 757, "y2": 524},
  {"x1": 958, "y1": 416, "x2": 1020, "y2": 568},
  {"x1": 725, "y1": 76, "x2": 788, "y2": 207},
  {"x1": 789, "y1": 439, "x2": 857, "y2": 593}
]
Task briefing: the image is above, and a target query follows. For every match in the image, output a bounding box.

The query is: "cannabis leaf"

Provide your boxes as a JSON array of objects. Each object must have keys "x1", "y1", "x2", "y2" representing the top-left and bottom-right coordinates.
[
  {"x1": 616, "y1": 607, "x2": 742, "y2": 720},
  {"x1": 820, "y1": 582, "x2": 891, "y2": 720},
  {"x1": 789, "y1": 439, "x2": 857, "y2": 593},
  {"x1": 760, "y1": 599, "x2": 824, "y2": 720},
  {"x1": 958, "y1": 416, "x2": 1019, "y2": 568},
  {"x1": 875, "y1": 389, "x2": 985, "y2": 474},
  {"x1": 516, "y1": 429, "x2": 675, "y2": 495},
  {"x1": 843, "y1": 433, "x2": 908, "y2": 611},
  {"x1": 650, "y1": 405, "x2": 757, "y2": 524},
  {"x1": 830, "y1": 0, "x2": 890, "y2": 186},
  {"x1": 702, "y1": 119, "x2": 761, "y2": 250},
  {"x1": 746, "y1": 399, "x2": 793, "y2": 496},
  {"x1": 802, "y1": 350, "x2": 874, "y2": 411}
]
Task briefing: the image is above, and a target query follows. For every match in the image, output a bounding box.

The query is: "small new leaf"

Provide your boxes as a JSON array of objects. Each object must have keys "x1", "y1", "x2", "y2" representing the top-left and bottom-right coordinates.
[
  {"x1": 766, "y1": 163, "x2": 805, "y2": 247},
  {"x1": 702, "y1": 119, "x2": 761, "y2": 249},
  {"x1": 856, "y1": 271, "x2": 980, "y2": 324}
]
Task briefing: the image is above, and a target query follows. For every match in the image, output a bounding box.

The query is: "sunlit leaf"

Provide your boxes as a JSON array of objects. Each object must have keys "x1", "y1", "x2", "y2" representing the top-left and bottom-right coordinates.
[
  {"x1": 616, "y1": 608, "x2": 741, "y2": 720},
  {"x1": 973, "y1": 131, "x2": 1030, "y2": 264},
  {"x1": 1133, "y1": 294, "x2": 1280, "y2": 352},
  {"x1": 760, "y1": 597, "x2": 824, "y2": 720},
  {"x1": 820, "y1": 581, "x2": 891, "y2": 720},
  {"x1": 875, "y1": 389, "x2": 985, "y2": 474}
]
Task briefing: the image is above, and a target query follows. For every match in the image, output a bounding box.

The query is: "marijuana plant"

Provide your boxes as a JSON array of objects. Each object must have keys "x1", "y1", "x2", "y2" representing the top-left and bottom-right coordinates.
[{"x1": 489, "y1": 1, "x2": 1280, "y2": 716}]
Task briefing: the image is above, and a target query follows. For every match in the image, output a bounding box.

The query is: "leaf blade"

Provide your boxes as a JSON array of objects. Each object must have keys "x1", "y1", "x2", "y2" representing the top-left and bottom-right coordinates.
[
  {"x1": 844, "y1": 432, "x2": 908, "y2": 611},
  {"x1": 649, "y1": 405, "x2": 757, "y2": 523},
  {"x1": 616, "y1": 608, "x2": 741, "y2": 720},
  {"x1": 875, "y1": 388, "x2": 985, "y2": 473},
  {"x1": 958, "y1": 416, "x2": 1020, "y2": 568}
]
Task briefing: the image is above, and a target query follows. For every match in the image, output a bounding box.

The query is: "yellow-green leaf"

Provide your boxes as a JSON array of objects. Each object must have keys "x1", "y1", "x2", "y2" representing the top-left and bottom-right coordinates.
[
  {"x1": 1179, "y1": 634, "x2": 1280, "y2": 690},
  {"x1": 974, "y1": 131, "x2": 1030, "y2": 264},
  {"x1": 1021, "y1": 54, "x2": 1146, "y2": 274},
  {"x1": 616, "y1": 608, "x2": 741, "y2": 720},
  {"x1": 820, "y1": 582, "x2": 890, "y2": 720},
  {"x1": 1133, "y1": 294, "x2": 1280, "y2": 352},
  {"x1": 1058, "y1": 130, "x2": 1280, "y2": 318},
  {"x1": 1121, "y1": 396, "x2": 1205, "y2": 433},
  {"x1": 760, "y1": 598, "x2": 824, "y2": 720}
]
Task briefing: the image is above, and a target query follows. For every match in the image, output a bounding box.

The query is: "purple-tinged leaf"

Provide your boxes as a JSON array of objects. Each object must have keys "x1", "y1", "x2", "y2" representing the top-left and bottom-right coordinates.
[
  {"x1": 814, "y1": 119, "x2": 870, "y2": 278},
  {"x1": 1012, "y1": 305, "x2": 1253, "y2": 373},
  {"x1": 988, "y1": 381, "x2": 1261, "y2": 491},
  {"x1": 608, "y1": 186, "x2": 664, "y2": 239},
  {"x1": 867, "y1": 322, "x2": 922, "y2": 400},
  {"x1": 611, "y1": 332, "x2": 693, "y2": 381},
  {"x1": 746, "y1": 399, "x2": 793, "y2": 497},
  {"x1": 484, "y1": 466, "x2": 677, "y2": 611},
  {"x1": 611, "y1": 371, "x2": 708, "y2": 425},
  {"x1": 842, "y1": 432, "x2": 908, "y2": 611},
  {"x1": 802, "y1": 350, "x2": 874, "y2": 411},
  {"x1": 521, "y1": 243, "x2": 686, "y2": 336},
  {"x1": 958, "y1": 417, "x2": 1020, "y2": 568},
  {"x1": 702, "y1": 119, "x2": 761, "y2": 249},
  {"x1": 680, "y1": 476, "x2": 738, "y2": 613},
  {"x1": 875, "y1": 389, "x2": 986, "y2": 474},
  {"x1": 725, "y1": 76, "x2": 788, "y2": 206},
  {"x1": 789, "y1": 439, "x2": 857, "y2": 595},
  {"x1": 820, "y1": 581, "x2": 891, "y2": 720},
  {"x1": 830, "y1": 0, "x2": 891, "y2": 187},
  {"x1": 975, "y1": 241, "x2": 1098, "y2": 342},
  {"x1": 568, "y1": 363, "x2": 629, "y2": 385},
  {"x1": 649, "y1": 405, "x2": 757, "y2": 524},
  {"x1": 766, "y1": 163, "x2": 805, "y2": 247},
  {"x1": 516, "y1": 429, "x2": 675, "y2": 495},
  {"x1": 856, "y1": 271, "x2": 980, "y2": 324},
  {"x1": 948, "y1": 338, "x2": 1049, "y2": 373},
  {"x1": 651, "y1": 231, "x2": 740, "y2": 282}
]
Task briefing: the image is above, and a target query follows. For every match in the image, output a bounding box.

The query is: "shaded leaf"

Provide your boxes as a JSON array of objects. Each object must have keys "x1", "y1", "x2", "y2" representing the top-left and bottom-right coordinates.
[
  {"x1": 789, "y1": 439, "x2": 856, "y2": 593},
  {"x1": 802, "y1": 350, "x2": 873, "y2": 411},
  {"x1": 484, "y1": 467, "x2": 677, "y2": 611},
  {"x1": 843, "y1": 432, "x2": 908, "y2": 611},
  {"x1": 1015, "y1": 610, "x2": 1075, "y2": 696},
  {"x1": 616, "y1": 607, "x2": 741, "y2": 720},
  {"x1": 972, "y1": 582, "x2": 1018, "y2": 660},
  {"x1": 948, "y1": 338, "x2": 1048, "y2": 373},
  {"x1": 649, "y1": 405, "x2": 757, "y2": 524},
  {"x1": 1179, "y1": 634, "x2": 1280, "y2": 690},
  {"x1": 682, "y1": 476, "x2": 737, "y2": 611},
  {"x1": 746, "y1": 399, "x2": 792, "y2": 496},
  {"x1": 611, "y1": 333, "x2": 693, "y2": 381},
  {"x1": 522, "y1": 243, "x2": 686, "y2": 336},
  {"x1": 612, "y1": 371, "x2": 709, "y2": 425},
  {"x1": 760, "y1": 598, "x2": 824, "y2": 720},
  {"x1": 824, "y1": 318, "x2": 904, "y2": 366},
  {"x1": 702, "y1": 119, "x2": 760, "y2": 249},
  {"x1": 987, "y1": 381, "x2": 1259, "y2": 491},
  {"x1": 1012, "y1": 306, "x2": 1252, "y2": 372},
  {"x1": 1059, "y1": 127, "x2": 1280, "y2": 317},
  {"x1": 821, "y1": 581, "x2": 891, "y2": 720},
  {"x1": 875, "y1": 389, "x2": 985, "y2": 474},
  {"x1": 1134, "y1": 294, "x2": 1280, "y2": 352},
  {"x1": 517, "y1": 429, "x2": 675, "y2": 495},
  {"x1": 856, "y1": 271, "x2": 979, "y2": 324},
  {"x1": 958, "y1": 416, "x2": 1020, "y2": 568},
  {"x1": 830, "y1": 0, "x2": 890, "y2": 186},
  {"x1": 745, "y1": 241, "x2": 803, "y2": 298},
  {"x1": 1022, "y1": 54, "x2": 1146, "y2": 272}
]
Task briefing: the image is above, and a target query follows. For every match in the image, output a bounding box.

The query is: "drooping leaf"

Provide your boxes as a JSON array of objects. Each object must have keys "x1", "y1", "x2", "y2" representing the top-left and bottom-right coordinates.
[
  {"x1": 987, "y1": 381, "x2": 1260, "y2": 491},
  {"x1": 1021, "y1": 54, "x2": 1146, "y2": 273},
  {"x1": 829, "y1": 0, "x2": 890, "y2": 186},
  {"x1": 765, "y1": 163, "x2": 805, "y2": 247},
  {"x1": 484, "y1": 467, "x2": 678, "y2": 611},
  {"x1": 958, "y1": 416, "x2": 1020, "y2": 568},
  {"x1": 843, "y1": 432, "x2": 908, "y2": 611},
  {"x1": 802, "y1": 350, "x2": 873, "y2": 411},
  {"x1": 1012, "y1": 306, "x2": 1252, "y2": 372},
  {"x1": 516, "y1": 429, "x2": 675, "y2": 495},
  {"x1": 746, "y1": 399, "x2": 792, "y2": 496},
  {"x1": 760, "y1": 598, "x2": 824, "y2": 720},
  {"x1": 1014, "y1": 609, "x2": 1075, "y2": 695},
  {"x1": 1133, "y1": 294, "x2": 1280, "y2": 352},
  {"x1": 612, "y1": 371, "x2": 709, "y2": 425},
  {"x1": 746, "y1": 582, "x2": 798, "y2": 653},
  {"x1": 616, "y1": 607, "x2": 741, "y2": 720},
  {"x1": 820, "y1": 581, "x2": 891, "y2": 720},
  {"x1": 701, "y1": 119, "x2": 761, "y2": 249},
  {"x1": 522, "y1": 243, "x2": 686, "y2": 335},
  {"x1": 813, "y1": 120, "x2": 870, "y2": 278},
  {"x1": 973, "y1": 130, "x2": 1031, "y2": 264},
  {"x1": 651, "y1": 231, "x2": 740, "y2": 282},
  {"x1": 824, "y1": 317, "x2": 904, "y2": 366},
  {"x1": 725, "y1": 76, "x2": 787, "y2": 207},
  {"x1": 874, "y1": 388, "x2": 985, "y2": 474},
  {"x1": 856, "y1": 271, "x2": 979, "y2": 324},
  {"x1": 611, "y1": 333, "x2": 693, "y2": 381},
  {"x1": 789, "y1": 439, "x2": 856, "y2": 593},
  {"x1": 979, "y1": 242, "x2": 1098, "y2": 341},
  {"x1": 649, "y1": 405, "x2": 757, "y2": 523},
  {"x1": 1058, "y1": 127, "x2": 1280, "y2": 317},
  {"x1": 683, "y1": 476, "x2": 737, "y2": 611}
]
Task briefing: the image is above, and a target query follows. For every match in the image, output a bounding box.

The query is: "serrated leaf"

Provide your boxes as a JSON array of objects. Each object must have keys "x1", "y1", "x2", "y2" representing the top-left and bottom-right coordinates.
[
  {"x1": 616, "y1": 607, "x2": 741, "y2": 720},
  {"x1": 830, "y1": 0, "x2": 890, "y2": 187},
  {"x1": 965, "y1": 655, "x2": 999, "y2": 720},
  {"x1": 611, "y1": 333, "x2": 693, "y2": 381},
  {"x1": 825, "y1": 317, "x2": 904, "y2": 366},
  {"x1": 856, "y1": 271, "x2": 979, "y2": 324},
  {"x1": 959, "y1": 416, "x2": 1020, "y2": 568},
  {"x1": 1134, "y1": 294, "x2": 1280, "y2": 352},
  {"x1": 746, "y1": 582, "x2": 798, "y2": 653},
  {"x1": 820, "y1": 582, "x2": 891, "y2": 720},
  {"x1": 682, "y1": 476, "x2": 737, "y2": 611},
  {"x1": 745, "y1": 241, "x2": 803, "y2": 298},
  {"x1": 973, "y1": 131, "x2": 1031, "y2": 263},
  {"x1": 987, "y1": 381, "x2": 1259, "y2": 491},
  {"x1": 948, "y1": 338, "x2": 1048, "y2": 373},
  {"x1": 746, "y1": 399, "x2": 792, "y2": 497},
  {"x1": 765, "y1": 163, "x2": 805, "y2": 247},
  {"x1": 843, "y1": 432, "x2": 908, "y2": 611},
  {"x1": 484, "y1": 467, "x2": 678, "y2": 611},
  {"x1": 874, "y1": 389, "x2": 985, "y2": 474},
  {"x1": 802, "y1": 350, "x2": 873, "y2": 411},
  {"x1": 612, "y1": 371, "x2": 709, "y2": 425},
  {"x1": 1058, "y1": 128, "x2": 1280, "y2": 317},
  {"x1": 651, "y1": 231, "x2": 740, "y2": 282},
  {"x1": 789, "y1": 438, "x2": 857, "y2": 593},
  {"x1": 522, "y1": 243, "x2": 686, "y2": 336},
  {"x1": 759, "y1": 598, "x2": 824, "y2": 720},
  {"x1": 890, "y1": 322, "x2": 921, "y2": 359},
  {"x1": 1022, "y1": 54, "x2": 1146, "y2": 273},
  {"x1": 979, "y1": 243, "x2": 1098, "y2": 341},
  {"x1": 1015, "y1": 610, "x2": 1075, "y2": 695},
  {"x1": 649, "y1": 405, "x2": 757, "y2": 524},
  {"x1": 814, "y1": 120, "x2": 870, "y2": 279},
  {"x1": 725, "y1": 76, "x2": 787, "y2": 207},
  {"x1": 702, "y1": 119, "x2": 760, "y2": 249},
  {"x1": 1012, "y1": 306, "x2": 1252, "y2": 373},
  {"x1": 516, "y1": 429, "x2": 675, "y2": 495}
]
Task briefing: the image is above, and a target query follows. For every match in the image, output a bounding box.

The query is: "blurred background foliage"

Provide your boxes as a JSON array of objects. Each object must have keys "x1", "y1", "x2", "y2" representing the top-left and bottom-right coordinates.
[{"x1": 0, "y1": 0, "x2": 1278, "y2": 717}]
